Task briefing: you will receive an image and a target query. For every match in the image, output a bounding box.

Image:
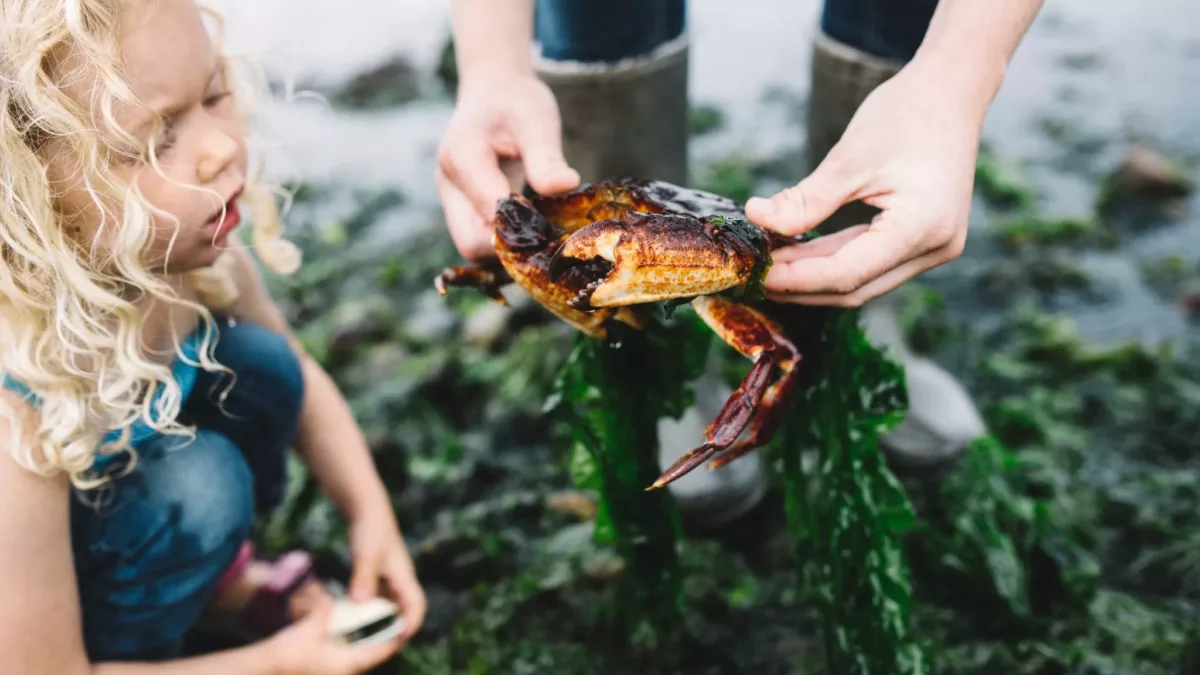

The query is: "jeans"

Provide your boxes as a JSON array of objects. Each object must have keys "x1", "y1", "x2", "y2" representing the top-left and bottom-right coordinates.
[
  {"x1": 73, "y1": 316, "x2": 305, "y2": 662},
  {"x1": 533, "y1": 0, "x2": 938, "y2": 63}
]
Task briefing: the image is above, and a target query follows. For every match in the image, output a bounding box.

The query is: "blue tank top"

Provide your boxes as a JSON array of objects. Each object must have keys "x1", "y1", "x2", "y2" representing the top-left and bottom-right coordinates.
[{"x1": 1, "y1": 326, "x2": 207, "y2": 473}]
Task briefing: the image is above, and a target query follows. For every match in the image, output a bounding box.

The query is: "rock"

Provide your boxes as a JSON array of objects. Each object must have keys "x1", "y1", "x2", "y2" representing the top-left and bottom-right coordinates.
[
  {"x1": 462, "y1": 301, "x2": 512, "y2": 348},
  {"x1": 436, "y1": 36, "x2": 457, "y2": 91},
  {"x1": 364, "y1": 342, "x2": 409, "y2": 373},
  {"x1": 581, "y1": 555, "x2": 627, "y2": 583},
  {"x1": 1181, "y1": 289, "x2": 1200, "y2": 317},
  {"x1": 405, "y1": 290, "x2": 458, "y2": 343},
  {"x1": 1119, "y1": 145, "x2": 1193, "y2": 199},
  {"x1": 504, "y1": 284, "x2": 536, "y2": 311},
  {"x1": 545, "y1": 490, "x2": 597, "y2": 521},
  {"x1": 326, "y1": 295, "x2": 397, "y2": 362},
  {"x1": 541, "y1": 522, "x2": 627, "y2": 584},
  {"x1": 330, "y1": 54, "x2": 420, "y2": 110},
  {"x1": 337, "y1": 343, "x2": 414, "y2": 397}
]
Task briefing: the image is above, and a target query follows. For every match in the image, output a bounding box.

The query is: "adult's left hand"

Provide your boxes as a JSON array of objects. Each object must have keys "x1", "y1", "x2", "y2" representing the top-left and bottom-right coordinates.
[{"x1": 745, "y1": 58, "x2": 990, "y2": 307}]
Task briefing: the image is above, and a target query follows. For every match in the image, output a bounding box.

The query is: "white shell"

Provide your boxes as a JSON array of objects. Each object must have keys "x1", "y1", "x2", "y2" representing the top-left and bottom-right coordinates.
[{"x1": 327, "y1": 596, "x2": 405, "y2": 645}]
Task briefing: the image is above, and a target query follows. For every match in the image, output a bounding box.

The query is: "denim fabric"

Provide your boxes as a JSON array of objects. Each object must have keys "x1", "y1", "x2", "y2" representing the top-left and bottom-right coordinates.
[
  {"x1": 70, "y1": 317, "x2": 305, "y2": 662},
  {"x1": 532, "y1": 0, "x2": 937, "y2": 64},
  {"x1": 533, "y1": 0, "x2": 685, "y2": 62},
  {"x1": 821, "y1": 0, "x2": 940, "y2": 62}
]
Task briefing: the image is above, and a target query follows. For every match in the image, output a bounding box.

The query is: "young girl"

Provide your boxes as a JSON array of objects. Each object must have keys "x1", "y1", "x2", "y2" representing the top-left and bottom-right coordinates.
[{"x1": 0, "y1": 0, "x2": 425, "y2": 672}]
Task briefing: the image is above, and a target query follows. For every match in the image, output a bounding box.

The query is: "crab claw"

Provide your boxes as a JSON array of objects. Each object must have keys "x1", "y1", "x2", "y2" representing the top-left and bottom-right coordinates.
[{"x1": 549, "y1": 211, "x2": 769, "y2": 310}]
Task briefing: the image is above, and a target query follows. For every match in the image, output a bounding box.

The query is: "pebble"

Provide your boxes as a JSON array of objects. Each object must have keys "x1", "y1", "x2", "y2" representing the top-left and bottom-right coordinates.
[{"x1": 405, "y1": 289, "x2": 458, "y2": 342}]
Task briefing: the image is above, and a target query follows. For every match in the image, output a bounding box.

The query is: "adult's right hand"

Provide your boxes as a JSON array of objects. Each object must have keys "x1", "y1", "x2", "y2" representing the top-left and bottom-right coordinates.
[{"x1": 436, "y1": 71, "x2": 581, "y2": 262}]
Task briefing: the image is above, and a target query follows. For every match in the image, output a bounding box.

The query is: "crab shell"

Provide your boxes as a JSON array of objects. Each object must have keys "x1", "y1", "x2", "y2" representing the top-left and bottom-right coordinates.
[
  {"x1": 490, "y1": 195, "x2": 645, "y2": 340},
  {"x1": 550, "y1": 209, "x2": 770, "y2": 310},
  {"x1": 491, "y1": 179, "x2": 774, "y2": 339}
]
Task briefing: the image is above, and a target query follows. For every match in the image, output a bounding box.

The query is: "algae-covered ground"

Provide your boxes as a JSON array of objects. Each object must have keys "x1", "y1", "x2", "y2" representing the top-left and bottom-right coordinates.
[
  {"x1": 207, "y1": 0, "x2": 1200, "y2": 672},
  {"x1": 253, "y1": 164, "x2": 1200, "y2": 674}
]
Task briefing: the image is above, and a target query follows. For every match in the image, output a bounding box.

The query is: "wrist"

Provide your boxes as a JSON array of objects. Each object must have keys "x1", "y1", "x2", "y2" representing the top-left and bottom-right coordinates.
[
  {"x1": 908, "y1": 0, "x2": 1043, "y2": 121},
  {"x1": 343, "y1": 480, "x2": 394, "y2": 524},
  {"x1": 451, "y1": 0, "x2": 535, "y2": 89},
  {"x1": 906, "y1": 48, "x2": 1006, "y2": 123},
  {"x1": 252, "y1": 636, "x2": 292, "y2": 675},
  {"x1": 457, "y1": 62, "x2": 536, "y2": 93}
]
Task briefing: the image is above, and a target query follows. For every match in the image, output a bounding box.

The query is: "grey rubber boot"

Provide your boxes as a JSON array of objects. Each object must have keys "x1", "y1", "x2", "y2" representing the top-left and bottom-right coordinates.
[
  {"x1": 808, "y1": 31, "x2": 986, "y2": 467},
  {"x1": 536, "y1": 35, "x2": 767, "y2": 525},
  {"x1": 533, "y1": 34, "x2": 689, "y2": 185}
]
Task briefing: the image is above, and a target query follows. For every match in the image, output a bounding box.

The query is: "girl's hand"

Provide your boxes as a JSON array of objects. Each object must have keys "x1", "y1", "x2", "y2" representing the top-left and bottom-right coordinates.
[
  {"x1": 265, "y1": 594, "x2": 400, "y2": 675},
  {"x1": 746, "y1": 58, "x2": 990, "y2": 307},
  {"x1": 436, "y1": 69, "x2": 580, "y2": 262},
  {"x1": 346, "y1": 506, "x2": 427, "y2": 643}
]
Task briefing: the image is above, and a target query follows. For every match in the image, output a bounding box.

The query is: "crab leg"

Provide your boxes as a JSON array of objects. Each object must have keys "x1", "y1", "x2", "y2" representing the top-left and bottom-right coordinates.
[
  {"x1": 647, "y1": 295, "x2": 801, "y2": 490},
  {"x1": 434, "y1": 264, "x2": 512, "y2": 305},
  {"x1": 705, "y1": 338, "x2": 801, "y2": 471}
]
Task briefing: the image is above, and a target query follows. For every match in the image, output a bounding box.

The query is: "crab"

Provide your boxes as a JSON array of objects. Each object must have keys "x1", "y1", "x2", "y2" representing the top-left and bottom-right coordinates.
[{"x1": 435, "y1": 179, "x2": 804, "y2": 490}]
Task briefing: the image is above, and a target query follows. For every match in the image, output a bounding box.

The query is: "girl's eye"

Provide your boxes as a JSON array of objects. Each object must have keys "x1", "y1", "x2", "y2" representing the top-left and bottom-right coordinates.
[
  {"x1": 203, "y1": 90, "x2": 231, "y2": 107},
  {"x1": 153, "y1": 118, "x2": 178, "y2": 157}
]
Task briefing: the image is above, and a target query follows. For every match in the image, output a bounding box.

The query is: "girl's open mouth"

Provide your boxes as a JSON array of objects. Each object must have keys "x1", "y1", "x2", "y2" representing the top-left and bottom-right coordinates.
[{"x1": 204, "y1": 190, "x2": 243, "y2": 240}]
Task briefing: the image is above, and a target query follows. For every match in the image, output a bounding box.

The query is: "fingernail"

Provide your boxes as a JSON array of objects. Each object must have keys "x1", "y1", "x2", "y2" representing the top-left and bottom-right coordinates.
[
  {"x1": 747, "y1": 196, "x2": 776, "y2": 217},
  {"x1": 557, "y1": 167, "x2": 580, "y2": 185}
]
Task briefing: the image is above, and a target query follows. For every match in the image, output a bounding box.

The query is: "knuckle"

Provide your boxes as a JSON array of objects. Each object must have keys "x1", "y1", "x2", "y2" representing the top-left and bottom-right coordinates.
[
  {"x1": 839, "y1": 294, "x2": 867, "y2": 308},
  {"x1": 436, "y1": 144, "x2": 460, "y2": 178},
  {"x1": 830, "y1": 274, "x2": 865, "y2": 296},
  {"x1": 942, "y1": 235, "x2": 967, "y2": 261},
  {"x1": 929, "y1": 216, "x2": 960, "y2": 247}
]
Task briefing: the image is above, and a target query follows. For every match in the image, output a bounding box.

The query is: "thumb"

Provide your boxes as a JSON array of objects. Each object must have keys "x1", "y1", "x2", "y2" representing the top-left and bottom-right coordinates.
[
  {"x1": 745, "y1": 155, "x2": 861, "y2": 236},
  {"x1": 508, "y1": 100, "x2": 580, "y2": 195},
  {"x1": 349, "y1": 552, "x2": 380, "y2": 602},
  {"x1": 345, "y1": 629, "x2": 402, "y2": 672},
  {"x1": 299, "y1": 592, "x2": 334, "y2": 631}
]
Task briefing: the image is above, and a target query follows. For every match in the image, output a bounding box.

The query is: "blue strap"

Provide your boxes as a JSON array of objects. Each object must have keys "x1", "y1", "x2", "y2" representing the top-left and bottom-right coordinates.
[{"x1": 1, "y1": 323, "x2": 211, "y2": 463}]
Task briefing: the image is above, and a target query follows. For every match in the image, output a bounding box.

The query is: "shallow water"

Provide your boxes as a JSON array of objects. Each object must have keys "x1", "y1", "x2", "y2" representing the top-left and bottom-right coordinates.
[{"x1": 209, "y1": 0, "x2": 1200, "y2": 346}]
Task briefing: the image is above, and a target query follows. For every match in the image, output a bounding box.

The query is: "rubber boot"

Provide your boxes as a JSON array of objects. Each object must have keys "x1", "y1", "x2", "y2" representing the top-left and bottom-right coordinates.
[
  {"x1": 807, "y1": 31, "x2": 986, "y2": 468},
  {"x1": 533, "y1": 33, "x2": 690, "y2": 185}
]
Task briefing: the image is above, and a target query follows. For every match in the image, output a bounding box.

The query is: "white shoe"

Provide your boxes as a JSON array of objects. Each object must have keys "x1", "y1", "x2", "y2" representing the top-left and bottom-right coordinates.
[
  {"x1": 657, "y1": 352, "x2": 768, "y2": 527},
  {"x1": 861, "y1": 296, "x2": 986, "y2": 467}
]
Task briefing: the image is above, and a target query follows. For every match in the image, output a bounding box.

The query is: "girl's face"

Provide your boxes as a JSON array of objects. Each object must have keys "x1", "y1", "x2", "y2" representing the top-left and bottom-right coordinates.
[{"x1": 48, "y1": 0, "x2": 248, "y2": 275}]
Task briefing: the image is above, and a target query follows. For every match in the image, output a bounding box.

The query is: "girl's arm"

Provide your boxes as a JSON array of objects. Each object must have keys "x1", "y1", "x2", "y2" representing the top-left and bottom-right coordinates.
[
  {"x1": 224, "y1": 246, "x2": 426, "y2": 633},
  {"x1": 0, "y1": 393, "x2": 279, "y2": 675},
  {"x1": 223, "y1": 246, "x2": 391, "y2": 523}
]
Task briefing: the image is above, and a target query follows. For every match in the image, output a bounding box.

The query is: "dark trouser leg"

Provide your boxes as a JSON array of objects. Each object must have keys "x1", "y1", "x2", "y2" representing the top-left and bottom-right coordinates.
[
  {"x1": 532, "y1": 0, "x2": 690, "y2": 185},
  {"x1": 73, "y1": 317, "x2": 306, "y2": 662},
  {"x1": 182, "y1": 316, "x2": 306, "y2": 517},
  {"x1": 71, "y1": 430, "x2": 257, "y2": 661}
]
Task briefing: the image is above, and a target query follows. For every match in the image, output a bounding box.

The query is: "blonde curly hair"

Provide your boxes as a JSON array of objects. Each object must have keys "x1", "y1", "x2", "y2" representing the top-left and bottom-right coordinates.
[{"x1": 0, "y1": 0, "x2": 300, "y2": 489}]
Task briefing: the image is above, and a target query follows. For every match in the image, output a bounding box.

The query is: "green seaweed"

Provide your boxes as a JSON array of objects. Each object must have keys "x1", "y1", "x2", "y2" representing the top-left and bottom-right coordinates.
[
  {"x1": 975, "y1": 146, "x2": 1037, "y2": 212},
  {"x1": 770, "y1": 304, "x2": 928, "y2": 674},
  {"x1": 546, "y1": 310, "x2": 714, "y2": 648},
  {"x1": 255, "y1": 179, "x2": 1200, "y2": 674}
]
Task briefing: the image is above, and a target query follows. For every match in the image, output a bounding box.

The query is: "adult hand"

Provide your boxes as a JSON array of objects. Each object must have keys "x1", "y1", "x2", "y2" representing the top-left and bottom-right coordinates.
[
  {"x1": 745, "y1": 59, "x2": 989, "y2": 307},
  {"x1": 346, "y1": 506, "x2": 427, "y2": 644},
  {"x1": 436, "y1": 71, "x2": 581, "y2": 262}
]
